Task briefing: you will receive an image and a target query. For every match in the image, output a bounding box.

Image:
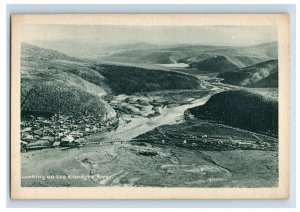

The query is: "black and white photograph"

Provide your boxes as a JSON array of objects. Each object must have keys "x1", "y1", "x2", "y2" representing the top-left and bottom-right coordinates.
[{"x1": 10, "y1": 14, "x2": 290, "y2": 199}]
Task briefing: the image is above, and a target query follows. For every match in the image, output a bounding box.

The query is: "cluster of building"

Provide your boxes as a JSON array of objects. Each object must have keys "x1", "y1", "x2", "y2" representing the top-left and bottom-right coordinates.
[{"x1": 20, "y1": 114, "x2": 118, "y2": 152}]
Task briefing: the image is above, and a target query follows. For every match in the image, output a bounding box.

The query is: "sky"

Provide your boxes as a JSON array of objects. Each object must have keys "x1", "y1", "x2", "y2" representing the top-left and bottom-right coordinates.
[{"x1": 22, "y1": 24, "x2": 278, "y2": 57}]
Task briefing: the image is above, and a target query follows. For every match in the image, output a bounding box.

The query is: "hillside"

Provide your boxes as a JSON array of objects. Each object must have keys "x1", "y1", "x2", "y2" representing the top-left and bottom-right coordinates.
[
  {"x1": 234, "y1": 42, "x2": 278, "y2": 58},
  {"x1": 21, "y1": 43, "x2": 116, "y2": 118},
  {"x1": 188, "y1": 89, "x2": 278, "y2": 135},
  {"x1": 250, "y1": 73, "x2": 278, "y2": 88},
  {"x1": 21, "y1": 43, "x2": 203, "y2": 117},
  {"x1": 218, "y1": 60, "x2": 278, "y2": 87},
  {"x1": 186, "y1": 56, "x2": 240, "y2": 73},
  {"x1": 90, "y1": 64, "x2": 203, "y2": 95},
  {"x1": 21, "y1": 71, "x2": 116, "y2": 119}
]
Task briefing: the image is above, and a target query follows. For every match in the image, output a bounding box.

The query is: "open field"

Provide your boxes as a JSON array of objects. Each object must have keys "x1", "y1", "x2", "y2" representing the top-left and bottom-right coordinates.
[{"x1": 22, "y1": 142, "x2": 278, "y2": 187}]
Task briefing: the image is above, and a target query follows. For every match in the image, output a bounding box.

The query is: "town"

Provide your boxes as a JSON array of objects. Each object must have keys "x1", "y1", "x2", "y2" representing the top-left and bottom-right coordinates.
[{"x1": 20, "y1": 113, "x2": 118, "y2": 152}]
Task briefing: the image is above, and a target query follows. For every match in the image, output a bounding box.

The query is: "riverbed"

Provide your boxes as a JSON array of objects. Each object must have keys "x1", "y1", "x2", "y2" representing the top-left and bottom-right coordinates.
[{"x1": 88, "y1": 91, "x2": 215, "y2": 143}]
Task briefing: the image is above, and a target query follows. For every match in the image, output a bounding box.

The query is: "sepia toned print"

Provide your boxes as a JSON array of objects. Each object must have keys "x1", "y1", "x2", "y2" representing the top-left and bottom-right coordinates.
[{"x1": 11, "y1": 14, "x2": 290, "y2": 199}]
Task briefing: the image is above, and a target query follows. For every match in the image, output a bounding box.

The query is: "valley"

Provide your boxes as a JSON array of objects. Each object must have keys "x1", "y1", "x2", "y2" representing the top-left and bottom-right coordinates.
[{"x1": 20, "y1": 42, "x2": 279, "y2": 188}]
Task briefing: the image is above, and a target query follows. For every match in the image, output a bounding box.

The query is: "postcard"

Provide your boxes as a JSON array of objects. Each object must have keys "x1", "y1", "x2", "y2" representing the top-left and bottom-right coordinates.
[{"x1": 11, "y1": 14, "x2": 290, "y2": 199}]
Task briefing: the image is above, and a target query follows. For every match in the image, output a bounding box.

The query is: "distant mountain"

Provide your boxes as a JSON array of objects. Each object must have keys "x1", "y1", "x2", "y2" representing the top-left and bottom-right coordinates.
[
  {"x1": 102, "y1": 42, "x2": 278, "y2": 69},
  {"x1": 205, "y1": 42, "x2": 278, "y2": 59},
  {"x1": 21, "y1": 42, "x2": 75, "y2": 61},
  {"x1": 174, "y1": 42, "x2": 278, "y2": 59},
  {"x1": 240, "y1": 42, "x2": 278, "y2": 58},
  {"x1": 218, "y1": 60, "x2": 278, "y2": 88}
]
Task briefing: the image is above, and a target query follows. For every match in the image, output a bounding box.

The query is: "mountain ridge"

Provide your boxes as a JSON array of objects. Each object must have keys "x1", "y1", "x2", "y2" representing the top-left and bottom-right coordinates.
[
  {"x1": 218, "y1": 59, "x2": 278, "y2": 88},
  {"x1": 21, "y1": 42, "x2": 204, "y2": 117}
]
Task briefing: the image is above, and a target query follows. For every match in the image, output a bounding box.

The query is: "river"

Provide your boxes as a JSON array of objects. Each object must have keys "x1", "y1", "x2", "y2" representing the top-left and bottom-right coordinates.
[
  {"x1": 157, "y1": 57, "x2": 190, "y2": 68},
  {"x1": 88, "y1": 93, "x2": 215, "y2": 143}
]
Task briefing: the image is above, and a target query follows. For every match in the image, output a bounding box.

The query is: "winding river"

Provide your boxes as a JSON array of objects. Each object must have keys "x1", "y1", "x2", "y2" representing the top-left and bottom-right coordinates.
[{"x1": 88, "y1": 93, "x2": 215, "y2": 143}]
